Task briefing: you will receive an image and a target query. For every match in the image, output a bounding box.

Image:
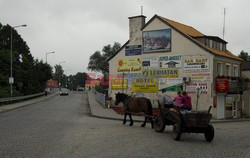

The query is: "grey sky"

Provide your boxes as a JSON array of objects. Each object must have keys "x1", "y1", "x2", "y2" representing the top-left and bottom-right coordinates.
[{"x1": 1, "y1": 0, "x2": 249, "y2": 75}]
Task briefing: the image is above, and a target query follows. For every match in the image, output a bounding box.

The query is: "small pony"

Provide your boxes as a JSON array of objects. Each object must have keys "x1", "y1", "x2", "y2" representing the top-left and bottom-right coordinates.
[{"x1": 115, "y1": 92, "x2": 154, "y2": 128}]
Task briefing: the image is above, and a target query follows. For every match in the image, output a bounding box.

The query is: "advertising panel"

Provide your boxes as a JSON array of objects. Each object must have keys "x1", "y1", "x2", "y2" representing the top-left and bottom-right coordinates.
[
  {"x1": 142, "y1": 57, "x2": 158, "y2": 69},
  {"x1": 125, "y1": 45, "x2": 142, "y2": 56},
  {"x1": 132, "y1": 78, "x2": 158, "y2": 93},
  {"x1": 143, "y1": 29, "x2": 171, "y2": 52},
  {"x1": 184, "y1": 57, "x2": 209, "y2": 72},
  {"x1": 141, "y1": 69, "x2": 179, "y2": 78},
  {"x1": 117, "y1": 58, "x2": 141, "y2": 73},
  {"x1": 188, "y1": 72, "x2": 211, "y2": 82},
  {"x1": 158, "y1": 78, "x2": 183, "y2": 92},
  {"x1": 216, "y1": 77, "x2": 229, "y2": 93},
  {"x1": 159, "y1": 55, "x2": 182, "y2": 68},
  {"x1": 186, "y1": 82, "x2": 208, "y2": 94},
  {"x1": 111, "y1": 79, "x2": 128, "y2": 89}
]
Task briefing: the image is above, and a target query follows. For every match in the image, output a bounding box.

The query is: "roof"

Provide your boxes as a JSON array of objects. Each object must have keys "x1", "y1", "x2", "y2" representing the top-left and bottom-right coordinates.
[{"x1": 205, "y1": 47, "x2": 243, "y2": 61}]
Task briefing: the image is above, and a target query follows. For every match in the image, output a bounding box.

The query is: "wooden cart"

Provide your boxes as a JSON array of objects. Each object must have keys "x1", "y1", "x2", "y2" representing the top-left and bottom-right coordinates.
[{"x1": 154, "y1": 102, "x2": 214, "y2": 142}]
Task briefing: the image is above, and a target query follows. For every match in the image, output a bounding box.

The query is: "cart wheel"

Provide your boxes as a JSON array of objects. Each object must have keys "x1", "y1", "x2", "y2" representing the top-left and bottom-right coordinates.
[
  {"x1": 204, "y1": 124, "x2": 214, "y2": 142},
  {"x1": 154, "y1": 116, "x2": 166, "y2": 133},
  {"x1": 173, "y1": 123, "x2": 182, "y2": 141}
]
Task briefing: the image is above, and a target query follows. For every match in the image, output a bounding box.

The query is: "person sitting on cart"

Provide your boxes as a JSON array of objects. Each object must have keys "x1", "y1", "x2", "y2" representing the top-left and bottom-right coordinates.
[
  {"x1": 181, "y1": 91, "x2": 192, "y2": 111},
  {"x1": 159, "y1": 89, "x2": 174, "y2": 108},
  {"x1": 173, "y1": 91, "x2": 182, "y2": 108}
]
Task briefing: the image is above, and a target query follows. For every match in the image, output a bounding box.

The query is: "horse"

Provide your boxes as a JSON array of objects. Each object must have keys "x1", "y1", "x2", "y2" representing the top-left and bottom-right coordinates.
[{"x1": 114, "y1": 92, "x2": 154, "y2": 128}]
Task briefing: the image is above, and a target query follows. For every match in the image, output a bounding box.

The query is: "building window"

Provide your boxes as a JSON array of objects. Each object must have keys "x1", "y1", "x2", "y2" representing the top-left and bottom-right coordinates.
[
  {"x1": 217, "y1": 62, "x2": 223, "y2": 76},
  {"x1": 209, "y1": 40, "x2": 213, "y2": 48},
  {"x1": 226, "y1": 64, "x2": 231, "y2": 76},
  {"x1": 233, "y1": 65, "x2": 239, "y2": 77},
  {"x1": 220, "y1": 43, "x2": 223, "y2": 50}
]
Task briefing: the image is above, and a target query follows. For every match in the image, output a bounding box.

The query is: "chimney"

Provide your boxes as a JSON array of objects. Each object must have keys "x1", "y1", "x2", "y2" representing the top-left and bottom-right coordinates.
[{"x1": 128, "y1": 15, "x2": 146, "y2": 39}]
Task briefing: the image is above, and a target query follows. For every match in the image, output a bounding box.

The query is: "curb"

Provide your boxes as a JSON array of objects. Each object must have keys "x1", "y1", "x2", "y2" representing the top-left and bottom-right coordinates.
[{"x1": 0, "y1": 93, "x2": 58, "y2": 114}]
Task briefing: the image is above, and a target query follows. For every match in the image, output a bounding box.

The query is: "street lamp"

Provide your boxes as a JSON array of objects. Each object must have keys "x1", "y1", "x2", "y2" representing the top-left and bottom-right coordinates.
[
  {"x1": 45, "y1": 51, "x2": 55, "y2": 63},
  {"x1": 10, "y1": 24, "x2": 27, "y2": 97},
  {"x1": 58, "y1": 61, "x2": 65, "y2": 88}
]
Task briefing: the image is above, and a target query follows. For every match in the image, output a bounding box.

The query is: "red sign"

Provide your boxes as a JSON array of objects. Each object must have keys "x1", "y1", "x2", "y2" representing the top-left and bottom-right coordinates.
[{"x1": 216, "y1": 78, "x2": 229, "y2": 93}]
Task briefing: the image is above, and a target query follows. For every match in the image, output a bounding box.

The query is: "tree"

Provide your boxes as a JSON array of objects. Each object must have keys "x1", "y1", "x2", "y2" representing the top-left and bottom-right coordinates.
[
  {"x1": 87, "y1": 42, "x2": 121, "y2": 74},
  {"x1": 238, "y1": 50, "x2": 249, "y2": 61}
]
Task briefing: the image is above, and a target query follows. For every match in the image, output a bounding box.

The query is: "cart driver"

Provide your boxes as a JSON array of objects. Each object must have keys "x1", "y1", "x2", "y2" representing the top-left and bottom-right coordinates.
[{"x1": 158, "y1": 89, "x2": 174, "y2": 108}]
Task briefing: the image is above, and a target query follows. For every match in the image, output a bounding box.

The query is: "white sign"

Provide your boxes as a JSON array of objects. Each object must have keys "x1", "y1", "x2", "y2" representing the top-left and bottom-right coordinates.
[
  {"x1": 142, "y1": 57, "x2": 158, "y2": 69},
  {"x1": 159, "y1": 55, "x2": 182, "y2": 68},
  {"x1": 9, "y1": 77, "x2": 14, "y2": 84},
  {"x1": 186, "y1": 82, "x2": 208, "y2": 94},
  {"x1": 189, "y1": 72, "x2": 211, "y2": 81},
  {"x1": 184, "y1": 57, "x2": 209, "y2": 72},
  {"x1": 158, "y1": 78, "x2": 183, "y2": 90}
]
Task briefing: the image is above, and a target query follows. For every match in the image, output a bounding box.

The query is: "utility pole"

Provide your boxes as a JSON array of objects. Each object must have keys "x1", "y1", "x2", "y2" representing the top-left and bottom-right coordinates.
[{"x1": 222, "y1": 8, "x2": 226, "y2": 40}]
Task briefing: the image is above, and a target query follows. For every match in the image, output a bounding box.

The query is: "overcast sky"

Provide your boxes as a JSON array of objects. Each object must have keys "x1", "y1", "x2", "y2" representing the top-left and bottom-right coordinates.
[{"x1": 1, "y1": 0, "x2": 250, "y2": 75}]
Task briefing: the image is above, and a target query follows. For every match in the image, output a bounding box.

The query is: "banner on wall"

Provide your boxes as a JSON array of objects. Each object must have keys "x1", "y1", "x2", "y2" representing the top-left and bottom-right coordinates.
[
  {"x1": 159, "y1": 55, "x2": 182, "y2": 68},
  {"x1": 143, "y1": 29, "x2": 171, "y2": 52},
  {"x1": 117, "y1": 58, "x2": 141, "y2": 73},
  {"x1": 186, "y1": 82, "x2": 208, "y2": 94},
  {"x1": 188, "y1": 72, "x2": 211, "y2": 82},
  {"x1": 111, "y1": 79, "x2": 128, "y2": 89},
  {"x1": 158, "y1": 78, "x2": 183, "y2": 92},
  {"x1": 142, "y1": 57, "x2": 158, "y2": 69},
  {"x1": 125, "y1": 45, "x2": 142, "y2": 56},
  {"x1": 141, "y1": 69, "x2": 179, "y2": 78},
  {"x1": 184, "y1": 57, "x2": 209, "y2": 72},
  {"x1": 132, "y1": 78, "x2": 158, "y2": 93}
]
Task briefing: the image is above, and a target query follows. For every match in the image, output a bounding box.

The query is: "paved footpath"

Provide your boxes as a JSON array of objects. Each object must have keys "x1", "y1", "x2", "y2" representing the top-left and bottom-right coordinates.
[{"x1": 87, "y1": 91, "x2": 250, "y2": 123}]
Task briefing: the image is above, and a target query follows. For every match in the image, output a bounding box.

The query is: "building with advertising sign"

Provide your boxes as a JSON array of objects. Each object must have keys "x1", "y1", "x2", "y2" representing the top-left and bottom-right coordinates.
[{"x1": 107, "y1": 14, "x2": 244, "y2": 119}]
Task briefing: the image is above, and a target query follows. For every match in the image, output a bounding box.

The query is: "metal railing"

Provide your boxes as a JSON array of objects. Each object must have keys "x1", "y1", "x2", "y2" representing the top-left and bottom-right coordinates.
[{"x1": 0, "y1": 92, "x2": 45, "y2": 104}]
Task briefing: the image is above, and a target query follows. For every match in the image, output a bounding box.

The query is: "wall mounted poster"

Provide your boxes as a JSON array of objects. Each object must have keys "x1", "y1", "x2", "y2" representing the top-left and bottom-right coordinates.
[
  {"x1": 117, "y1": 58, "x2": 141, "y2": 73},
  {"x1": 159, "y1": 55, "x2": 182, "y2": 68},
  {"x1": 132, "y1": 78, "x2": 158, "y2": 93},
  {"x1": 142, "y1": 57, "x2": 158, "y2": 69},
  {"x1": 184, "y1": 57, "x2": 209, "y2": 72},
  {"x1": 125, "y1": 45, "x2": 142, "y2": 56},
  {"x1": 143, "y1": 29, "x2": 171, "y2": 52}
]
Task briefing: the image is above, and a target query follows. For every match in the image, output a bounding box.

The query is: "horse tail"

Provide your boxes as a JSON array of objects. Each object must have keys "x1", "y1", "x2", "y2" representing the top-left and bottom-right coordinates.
[{"x1": 146, "y1": 99, "x2": 153, "y2": 116}]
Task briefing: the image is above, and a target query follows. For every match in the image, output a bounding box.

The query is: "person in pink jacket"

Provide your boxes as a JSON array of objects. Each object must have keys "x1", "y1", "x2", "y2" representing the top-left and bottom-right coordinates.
[
  {"x1": 181, "y1": 91, "x2": 192, "y2": 111},
  {"x1": 173, "y1": 91, "x2": 182, "y2": 107}
]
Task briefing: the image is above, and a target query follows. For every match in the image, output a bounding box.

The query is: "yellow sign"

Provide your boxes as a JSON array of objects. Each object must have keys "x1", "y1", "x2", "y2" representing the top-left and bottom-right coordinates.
[
  {"x1": 111, "y1": 79, "x2": 128, "y2": 89},
  {"x1": 117, "y1": 58, "x2": 141, "y2": 73},
  {"x1": 132, "y1": 78, "x2": 158, "y2": 93},
  {"x1": 141, "y1": 69, "x2": 179, "y2": 78}
]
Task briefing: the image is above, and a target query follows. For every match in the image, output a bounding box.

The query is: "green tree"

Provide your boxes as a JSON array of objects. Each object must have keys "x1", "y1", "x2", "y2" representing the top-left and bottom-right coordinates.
[{"x1": 238, "y1": 50, "x2": 249, "y2": 61}]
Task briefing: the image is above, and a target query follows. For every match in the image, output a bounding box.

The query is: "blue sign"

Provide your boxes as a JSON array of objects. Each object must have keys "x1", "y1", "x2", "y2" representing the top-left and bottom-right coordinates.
[{"x1": 125, "y1": 45, "x2": 142, "y2": 56}]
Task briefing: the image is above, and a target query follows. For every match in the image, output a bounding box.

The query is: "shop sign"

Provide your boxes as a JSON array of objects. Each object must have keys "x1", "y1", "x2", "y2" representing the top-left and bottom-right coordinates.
[
  {"x1": 186, "y1": 82, "x2": 208, "y2": 94},
  {"x1": 159, "y1": 55, "x2": 182, "y2": 68},
  {"x1": 188, "y1": 72, "x2": 211, "y2": 81},
  {"x1": 125, "y1": 45, "x2": 142, "y2": 56},
  {"x1": 117, "y1": 58, "x2": 141, "y2": 73},
  {"x1": 111, "y1": 79, "x2": 128, "y2": 89},
  {"x1": 141, "y1": 69, "x2": 179, "y2": 78},
  {"x1": 184, "y1": 57, "x2": 209, "y2": 72},
  {"x1": 158, "y1": 78, "x2": 183, "y2": 92},
  {"x1": 142, "y1": 57, "x2": 158, "y2": 69},
  {"x1": 132, "y1": 78, "x2": 158, "y2": 93},
  {"x1": 216, "y1": 78, "x2": 229, "y2": 93}
]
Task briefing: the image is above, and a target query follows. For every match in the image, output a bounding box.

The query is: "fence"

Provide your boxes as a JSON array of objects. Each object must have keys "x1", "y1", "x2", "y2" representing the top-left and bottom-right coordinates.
[
  {"x1": 96, "y1": 91, "x2": 106, "y2": 108},
  {"x1": 0, "y1": 92, "x2": 45, "y2": 105}
]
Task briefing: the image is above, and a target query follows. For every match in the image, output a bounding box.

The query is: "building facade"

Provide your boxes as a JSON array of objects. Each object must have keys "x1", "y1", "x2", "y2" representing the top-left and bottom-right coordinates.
[{"x1": 108, "y1": 15, "x2": 243, "y2": 119}]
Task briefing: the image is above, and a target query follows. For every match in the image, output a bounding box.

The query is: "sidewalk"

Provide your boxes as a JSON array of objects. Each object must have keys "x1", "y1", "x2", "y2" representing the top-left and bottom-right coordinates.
[
  {"x1": 0, "y1": 92, "x2": 58, "y2": 113},
  {"x1": 87, "y1": 92, "x2": 250, "y2": 123}
]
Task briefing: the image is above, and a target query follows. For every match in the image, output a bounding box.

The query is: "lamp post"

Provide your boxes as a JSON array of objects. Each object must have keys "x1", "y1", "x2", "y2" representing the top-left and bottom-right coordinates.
[
  {"x1": 10, "y1": 24, "x2": 27, "y2": 97},
  {"x1": 45, "y1": 51, "x2": 55, "y2": 63},
  {"x1": 58, "y1": 61, "x2": 65, "y2": 89}
]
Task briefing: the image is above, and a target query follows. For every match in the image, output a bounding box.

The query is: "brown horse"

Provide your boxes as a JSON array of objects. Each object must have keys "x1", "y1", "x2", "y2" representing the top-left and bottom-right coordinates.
[{"x1": 115, "y1": 92, "x2": 154, "y2": 128}]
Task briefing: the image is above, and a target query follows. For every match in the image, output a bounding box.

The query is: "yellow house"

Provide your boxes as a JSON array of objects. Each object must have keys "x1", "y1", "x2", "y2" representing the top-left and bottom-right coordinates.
[{"x1": 107, "y1": 14, "x2": 243, "y2": 119}]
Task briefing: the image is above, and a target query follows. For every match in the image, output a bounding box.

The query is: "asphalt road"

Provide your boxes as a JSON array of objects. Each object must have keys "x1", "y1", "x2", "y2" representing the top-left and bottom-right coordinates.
[{"x1": 0, "y1": 92, "x2": 250, "y2": 158}]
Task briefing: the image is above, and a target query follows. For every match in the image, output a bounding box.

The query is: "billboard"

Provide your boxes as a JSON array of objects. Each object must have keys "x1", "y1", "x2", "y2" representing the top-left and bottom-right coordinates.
[
  {"x1": 143, "y1": 29, "x2": 171, "y2": 52},
  {"x1": 132, "y1": 77, "x2": 158, "y2": 93},
  {"x1": 184, "y1": 57, "x2": 209, "y2": 72},
  {"x1": 117, "y1": 58, "x2": 141, "y2": 73},
  {"x1": 159, "y1": 55, "x2": 182, "y2": 68},
  {"x1": 125, "y1": 45, "x2": 142, "y2": 56},
  {"x1": 142, "y1": 57, "x2": 158, "y2": 69}
]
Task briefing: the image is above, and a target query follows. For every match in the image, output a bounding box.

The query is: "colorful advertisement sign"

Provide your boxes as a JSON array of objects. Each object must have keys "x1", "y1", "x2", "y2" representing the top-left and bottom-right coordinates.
[
  {"x1": 188, "y1": 72, "x2": 211, "y2": 82},
  {"x1": 159, "y1": 55, "x2": 182, "y2": 68},
  {"x1": 117, "y1": 58, "x2": 141, "y2": 73},
  {"x1": 184, "y1": 57, "x2": 209, "y2": 72},
  {"x1": 216, "y1": 78, "x2": 229, "y2": 93},
  {"x1": 158, "y1": 78, "x2": 183, "y2": 92},
  {"x1": 132, "y1": 78, "x2": 158, "y2": 93},
  {"x1": 142, "y1": 57, "x2": 158, "y2": 69},
  {"x1": 186, "y1": 82, "x2": 208, "y2": 94},
  {"x1": 143, "y1": 29, "x2": 171, "y2": 52},
  {"x1": 125, "y1": 45, "x2": 142, "y2": 56},
  {"x1": 111, "y1": 79, "x2": 128, "y2": 89},
  {"x1": 141, "y1": 69, "x2": 179, "y2": 78}
]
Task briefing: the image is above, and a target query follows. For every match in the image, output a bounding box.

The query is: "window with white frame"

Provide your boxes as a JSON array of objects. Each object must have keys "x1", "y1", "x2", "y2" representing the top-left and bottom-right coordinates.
[
  {"x1": 233, "y1": 65, "x2": 239, "y2": 77},
  {"x1": 226, "y1": 64, "x2": 231, "y2": 76},
  {"x1": 217, "y1": 62, "x2": 223, "y2": 76}
]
